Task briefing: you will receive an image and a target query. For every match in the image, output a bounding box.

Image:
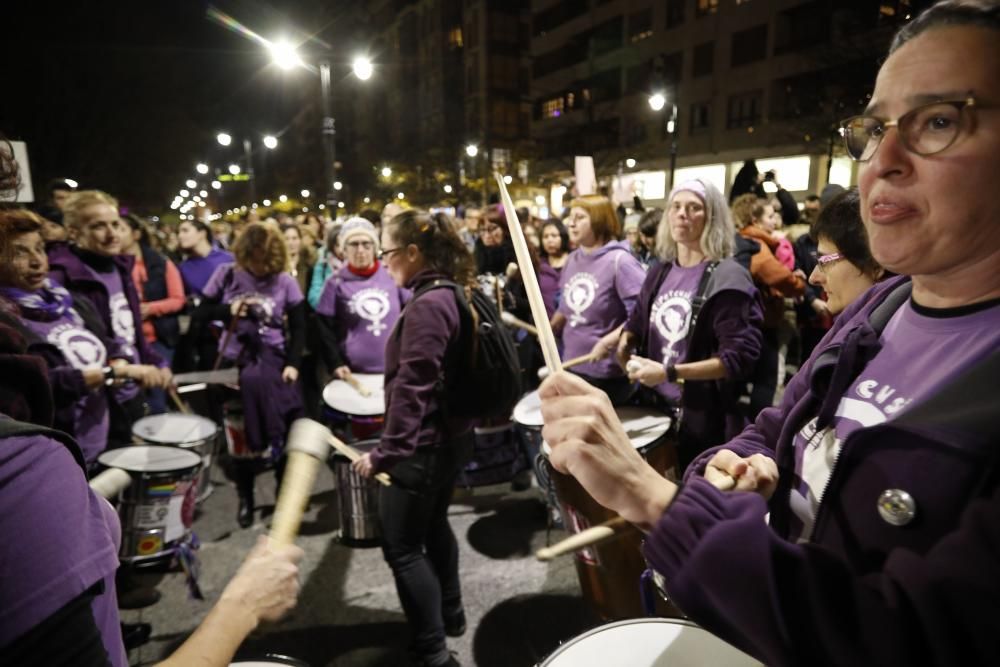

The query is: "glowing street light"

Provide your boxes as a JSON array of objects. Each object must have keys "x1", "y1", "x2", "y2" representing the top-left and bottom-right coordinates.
[
  {"x1": 199, "y1": 190, "x2": 208, "y2": 198},
  {"x1": 263, "y1": 135, "x2": 278, "y2": 150},
  {"x1": 64, "y1": 178, "x2": 79, "y2": 189},
  {"x1": 300, "y1": 189, "x2": 310, "y2": 198},
  {"x1": 186, "y1": 179, "x2": 197, "y2": 189},
  {"x1": 648, "y1": 91, "x2": 679, "y2": 187},
  {"x1": 196, "y1": 163, "x2": 209, "y2": 175},
  {"x1": 465, "y1": 144, "x2": 479, "y2": 158},
  {"x1": 338, "y1": 202, "x2": 346, "y2": 208},
  {"x1": 625, "y1": 158, "x2": 637, "y2": 169},
  {"x1": 443, "y1": 184, "x2": 453, "y2": 194},
  {"x1": 397, "y1": 192, "x2": 405, "y2": 200},
  {"x1": 380, "y1": 166, "x2": 392, "y2": 178},
  {"x1": 503, "y1": 175, "x2": 513, "y2": 185},
  {"x1": 211, "y1": 180, "x2": 222, "y2": 190},
  {"x1": 179, "y1": 189, "x2": 190, "y2": 197},
  {"x1": 333, "y1": 181, "x2": 342, "y2": 191},
  {"x1": 228, "y1": 164, "x2": 241, "y2": 175},
  {"x1": 648, "y1": 92, "x2": 666, "y2": 112},
  {"x1": 217, "y1": 132, "x2": 232, "y2": 147},
  {"x1": 269, "y1": 40, "x2": 303, "y2": 70},
  {"x1": 352, "y1": 56, "x2": 374, "y2": 81},
  {"x1": 363, "y1": 197, "x2": 371, "y2": 204},
  {"x1": 262, "y1": 199, "x2": 271, "y2": 206},
  {"x1": 318, "y1": 204, "x2": 326, "y2": 210},
  {"x1": 279, "y1": 194, "x2": 288, "y2": 203}
]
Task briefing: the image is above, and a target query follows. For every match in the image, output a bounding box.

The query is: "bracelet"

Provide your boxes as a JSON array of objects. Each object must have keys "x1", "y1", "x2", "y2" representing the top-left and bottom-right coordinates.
[
  {"x1": 666, "y1": 364, "x2": 679, "y2": 383},
  {"x1": 102, "y1": 366, "x2": 116, "y2": 385}
]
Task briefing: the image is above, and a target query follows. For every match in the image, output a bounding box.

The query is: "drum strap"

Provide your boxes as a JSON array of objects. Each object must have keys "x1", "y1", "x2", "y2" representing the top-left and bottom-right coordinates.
[{"x1": 0, "y1": 416, "x2": 87, "y2": 474}]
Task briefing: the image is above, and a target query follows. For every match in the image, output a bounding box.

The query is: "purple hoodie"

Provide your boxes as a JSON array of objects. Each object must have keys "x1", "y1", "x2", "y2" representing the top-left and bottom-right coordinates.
[{"x1": 557, "y1": 241, "x2": 645, "y2": 377}]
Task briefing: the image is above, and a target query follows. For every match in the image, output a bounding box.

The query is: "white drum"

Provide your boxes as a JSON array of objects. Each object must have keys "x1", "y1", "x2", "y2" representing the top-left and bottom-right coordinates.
[
  {"x1": 513, "y1": 389, "x2": 543, "y2": 428},
  {"x1": 133, "y1": 413, "x2": 218, "y2": 502},
  {"x1": 539, "y1": 618, "x2": 761, "y2": 667},
  {"x1": 322, "y1": 373, "x2": 385, "y2": 417},
  {"x1": 230, "y1": 656, "x2": 310, "y2": 667}
]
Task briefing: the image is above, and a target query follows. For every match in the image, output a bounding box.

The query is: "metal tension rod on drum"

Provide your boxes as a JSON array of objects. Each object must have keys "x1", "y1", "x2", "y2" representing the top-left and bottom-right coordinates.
[
  {"x1": 326, "y1": 435, "x2": 391, "y2": 486},
  {"x1": 495, "y1": 173, "x2": 562, "y2": 375},
  {"x1": 535, "y1": 516, "x2": 630, "y2": 561}
]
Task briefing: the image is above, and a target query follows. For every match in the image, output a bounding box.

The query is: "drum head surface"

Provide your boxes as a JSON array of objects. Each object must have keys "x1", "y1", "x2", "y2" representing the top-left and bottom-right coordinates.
[
  {"x1": 322, "y1": 374, "x2": 385, "y2": 416},
  {"x1": 230, "y1": 655, "x2": 310, "y2": 667},
  {"x1": 541, "y1": 619, "x2": 760, "y2": 667},
  {"x1": 617, "y1": 407, "x2": 671, "y2": 449},
  {"x1": 513, "y1": 390, "x2": 543, "y2": 427},
  {"x1": 133, "y1": 414, "x2": 217, "y2": 444},
  {"x1": 98, "y1": 445, "x2": 202, "y2": 473}
]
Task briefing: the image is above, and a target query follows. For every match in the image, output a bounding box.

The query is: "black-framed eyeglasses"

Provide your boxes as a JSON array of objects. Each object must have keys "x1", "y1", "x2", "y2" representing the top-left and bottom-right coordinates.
[
  {"x1": 377, "y1": 247, "x2": 403, "y2": 261},
  {"x1": 838, "y1": 95, "x2": 980, "y2": 162}
]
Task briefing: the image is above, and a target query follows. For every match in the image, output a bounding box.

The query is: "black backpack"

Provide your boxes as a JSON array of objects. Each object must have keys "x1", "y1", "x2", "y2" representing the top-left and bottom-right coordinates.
[{"x1": 408, "y1": 279, "x2": 522, "y2": 419}]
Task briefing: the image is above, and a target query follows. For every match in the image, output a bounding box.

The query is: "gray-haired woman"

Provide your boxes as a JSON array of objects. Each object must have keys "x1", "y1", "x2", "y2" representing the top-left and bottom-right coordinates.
[{"x1": 616, "y1": 179, "x2": 764, "y2": 470}]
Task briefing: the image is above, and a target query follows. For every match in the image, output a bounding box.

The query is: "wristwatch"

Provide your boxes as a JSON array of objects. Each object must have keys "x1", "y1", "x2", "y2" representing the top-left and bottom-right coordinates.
[
  {"x1": 102, "y1": 366, "x2": 116, "y2": 385},
  {"x1": 666, "y1": 364, "x2": 681, "y2": 384}
]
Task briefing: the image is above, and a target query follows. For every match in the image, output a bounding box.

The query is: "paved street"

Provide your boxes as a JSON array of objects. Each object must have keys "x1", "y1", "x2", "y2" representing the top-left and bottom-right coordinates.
[{"x1": 121, "y1": 460, "x2": 601, "y2": 666}]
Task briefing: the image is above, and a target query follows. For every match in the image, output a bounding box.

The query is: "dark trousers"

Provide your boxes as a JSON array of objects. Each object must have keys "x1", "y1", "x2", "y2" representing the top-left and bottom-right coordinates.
[{"x1": 379, "y1": 434, "x2": 472, "y2": 664}]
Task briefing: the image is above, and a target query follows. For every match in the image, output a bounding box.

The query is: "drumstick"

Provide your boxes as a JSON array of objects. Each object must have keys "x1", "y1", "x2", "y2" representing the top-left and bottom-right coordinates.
[
  {"x1": 212, "y1": 310, "x2": 242, "y2": 372},
  {"x1": 535, "y1": 516, "x2": 630, "y2": 562},
  {"x1": 269, "y1": 419, "x2": 331, "y2": 547},
  {"x1": 89, "y1": 468, "x2": 132, "y2": 499},
  {"x1": 343, "y1": 371, "x2": 372, "y2": 398},
  {"x1": 495, "y1": 173, "x2": 562, "y2": 375},
  {"x1": 500, "y1": 310, "x2": 538, "y2": 336},
  {"x1": 538, "y1": 352, "x2": 597, "y2": 379},
  {"x1": 326, "y1": 435, "x2": 391, "y2": 487},
  {"x1": 168, "y1": 387, "x2": 191, "y2": 414}
]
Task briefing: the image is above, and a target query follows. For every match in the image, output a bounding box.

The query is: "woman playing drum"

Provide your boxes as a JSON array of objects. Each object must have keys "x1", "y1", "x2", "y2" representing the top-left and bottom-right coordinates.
[
  {"x1": 617, "y1": 180, "x2": 762, "y2": 471},
  {"x1": 540, "y1": 2, "x2": 1000, "y2": 663},
  {"x1": 195, "y1": 222, "x2": 306, "y2": 528},
  {"x1": 551, "y1": 195, "x2": 645, "y2": 405},
  {"x1": 352, "y1": 210, "x2": 475, "y2": 667},
  {"x1": 316, "y1": 217, "x2": 408, "y2": 380}
]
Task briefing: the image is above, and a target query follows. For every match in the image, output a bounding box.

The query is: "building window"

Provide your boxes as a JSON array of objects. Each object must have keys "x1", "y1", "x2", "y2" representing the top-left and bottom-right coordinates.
[
  {"x1": 775, "y1": 3, "x2": 829, "y2": 54},
  {"x1": 628, "y1": 8, "x2": 653, "y2": 43},
  {"x1": 730, "y1": 24, "x2": 768, "y2": 66},
  {"x1": 448, "y1": 26, "x2": 463, "y2": 49},
  {"x1": 727, "y1": 90, "x2": 762, "y2": 129},
  {"x1": 666, "y1": 0, "x2": 685, "y2": 28},
  {"x1": 542, "y1": 96, "x2": 565, "y2": 119},
  {"x1": 589, "y1": 16, "x2": 624, "y2": 57},
  {"x1": 696, "y1": 0, "x2": 719, "y2": 18},
  {"x1": 490, "y1": 55, "x2": 519, "y2": 91},
  {"x1": 690, "y1": 102, "x2": 711, "y2": 132},
  {"x1": 693, "y1": 42, "x2": 713, "y2": 77}
]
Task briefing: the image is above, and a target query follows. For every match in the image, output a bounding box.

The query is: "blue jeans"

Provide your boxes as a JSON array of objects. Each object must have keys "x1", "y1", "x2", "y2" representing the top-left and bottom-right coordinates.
[
  {"x1": 378, "y1": 433, "x2": 472, "y2": 664},
  {"x1": 147, "y1": 341, "x2": 175, "y2": 414}
]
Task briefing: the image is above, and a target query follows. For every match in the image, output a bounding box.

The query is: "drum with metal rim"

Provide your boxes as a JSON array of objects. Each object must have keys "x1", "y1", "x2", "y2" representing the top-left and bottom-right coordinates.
[
  {"x1": 132, "y1": 413, "x2": 218, "y2": 502},
  {"x1": 331, "y1": 438, "x2": 382, "y2": 547},
  {"x1": 97, "y1": 445, "x2": 201, "y2": 565},
  {"x1": 322, "y1": 373, "x2": 385, "y2": 440},
  {"x1": 538, "y1": 618, "x2": 760, "y2": 666},
  {"x1": 541, "y1": 407, "x2": 675, "y2": 621}
]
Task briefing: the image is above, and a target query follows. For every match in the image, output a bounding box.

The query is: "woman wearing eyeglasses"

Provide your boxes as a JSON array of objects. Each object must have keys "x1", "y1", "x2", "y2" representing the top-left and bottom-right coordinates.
[
  {"x1": 808, "y1": 188, "x2": 889, "y2": 315},
  {"x1": 537, "y1": 2, "x2": 1000, "y2": 663},
  {"x1": 315, "y1": 217, "x2": 408, "y2": 381}
]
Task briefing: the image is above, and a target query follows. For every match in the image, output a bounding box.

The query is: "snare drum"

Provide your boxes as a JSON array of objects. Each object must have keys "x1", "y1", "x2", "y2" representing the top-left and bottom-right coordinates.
[
  {"x1": 538, "y1": 618, "x2": 760, "y2": 666},
  {"x1": 513, "y1": 390, "x2": 560, "y2": 521},
  {"x1": 223, "y1": 399, "x2": 267, "y2": 460},
  {"x1": 542, "y1": 407, "x2": 674, "y2": 621},
  {"x1": 230, "y1": 655, "x2": 310, "y2": 666},
  {"x1": 331, "y1": 438, "x2": 381, "y2": 546},
  {"x1": 322, "y1": 374, "x2": 385, "y2": 440},
  {"x1": 132, "y1": 413, "x2": 218, "y2": 502},
  {"x1": 97, "y1": 445, "x2": 201, "y2": 564}
]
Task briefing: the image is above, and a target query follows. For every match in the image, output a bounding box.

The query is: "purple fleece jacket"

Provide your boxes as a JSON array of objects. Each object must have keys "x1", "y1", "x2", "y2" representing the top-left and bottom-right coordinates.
[
  {"x1": 46, "y1": 243, "x2": 165, "y2": 368},
  {"x1": 368, "y1": 270, "x2": 474, "y2": 472},
  {"x1": 644, "y1": 276, "x2": 1000, "y2": 666}
]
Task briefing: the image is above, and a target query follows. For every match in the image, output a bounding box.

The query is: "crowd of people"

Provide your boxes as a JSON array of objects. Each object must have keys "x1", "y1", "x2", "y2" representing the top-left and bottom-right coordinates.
[{"x1": 1, "y1": 0, "x2": 998, "y2": 665}]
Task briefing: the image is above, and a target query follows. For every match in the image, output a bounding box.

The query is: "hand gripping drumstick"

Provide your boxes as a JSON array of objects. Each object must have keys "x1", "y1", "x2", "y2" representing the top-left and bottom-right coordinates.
[
  {"x1": 500, "y1": 310, "x2": 539, "y2": 336},
  {"x1": 89, "y1": 468, "x2": 133, "y2": 499},
  {"x1": 326, "y1": 435, "x2": 392, "y2": 487},
  {"x1": 269, "y1": 419, "x2": 332, "y2": 547},
  {"x1": 342, "y1": 371, "x2": 373, "y2": 398},
  {"x1": 495, "y1": 173, "x2": 562, "y2": 375},
  {"x1": 536, "y1": 516, "x2": 629, "y2": 561}
]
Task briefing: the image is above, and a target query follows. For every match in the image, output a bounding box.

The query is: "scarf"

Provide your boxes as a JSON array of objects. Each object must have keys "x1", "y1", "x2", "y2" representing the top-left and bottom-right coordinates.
[
  {"x1": 347, "y1": 260, "x2": 380, "y2": 278},
  {"x1": 0, "y1": 279, "x2": 73, "y2": 321}
]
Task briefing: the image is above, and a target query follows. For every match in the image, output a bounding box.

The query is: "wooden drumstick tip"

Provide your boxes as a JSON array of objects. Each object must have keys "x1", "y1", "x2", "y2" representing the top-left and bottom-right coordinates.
[
  {"x1": 344, "y1": 373, "x2": 373, "y2": 398},
  {"x1": 89, "y1": 467, "x2": 132, "y2": 499},
  {"x1": 535, "y1": 516, "x2": 630, "y2": 562},
  {"x1": 269, "y1": 450, "x2": 322, "y2": 547},
  {"x1": 501, "y1": 311, "x2": 539, "y2": 336}
]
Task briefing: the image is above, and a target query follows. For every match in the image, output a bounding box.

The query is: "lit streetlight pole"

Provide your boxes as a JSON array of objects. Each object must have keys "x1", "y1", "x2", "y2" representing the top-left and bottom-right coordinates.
[
  {"x1": 649, "y1": 92, "x2": 679, "y2": 188},
  {"x1": 216, "y1": 132, "x2": 277, "y2": 206}
]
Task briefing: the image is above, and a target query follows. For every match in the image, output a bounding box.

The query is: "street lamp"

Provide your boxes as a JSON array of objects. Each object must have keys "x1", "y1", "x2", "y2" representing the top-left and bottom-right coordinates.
[
  {"x1": 301, "y1": 189, "x2": 310, "y2": 198},
  {"x1": 269, "y1": 40, "x2": 303, "y2": 70},
  {"x1": 228, "y1": 164, "x2": 241, "y2": 175},
  {"x1": 443, "y1": 184, "x2": 453, "y2": 194},
  {"x1": 381, "y1": 166, "x2": 392, "y2": 178},
  {"x1": 352, "y1": 56, "x2": 373, "y2": 81},
  {"x1": 186, "y1": 179, "x2": 197, "y2": 189},
  {"x1": 465, "y1": 144, "x2": 479, "y2": 158},
  {"x1": 649, "y1": 91, "x2": 679, "y2": 188},
  {"x1": 211, "y1": 180, "x2": 222, "y2": 190},
  {"x1": 217, "y1": 133, "x2": 232, "y2": 147},
  {"x1": 196, "y1": 163, "x2": 209, "y2": 175},
  {"x1": 217, "y1": 131, "x2": 277, "y2": 205},
  {"x1": 263, "y1": 135, "x2": 278, "y2": 150}
]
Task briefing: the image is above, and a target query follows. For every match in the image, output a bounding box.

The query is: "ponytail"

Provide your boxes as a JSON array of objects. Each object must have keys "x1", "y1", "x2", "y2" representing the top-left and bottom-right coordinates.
[{"x1": 385, "y1": 210, "x2": 476, "y2": 286}]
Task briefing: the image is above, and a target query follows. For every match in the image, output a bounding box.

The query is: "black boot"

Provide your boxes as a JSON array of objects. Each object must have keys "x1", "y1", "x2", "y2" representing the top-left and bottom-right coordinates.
[{"x1": 235, "y1": 461, "x2": 255, "y2": 529}]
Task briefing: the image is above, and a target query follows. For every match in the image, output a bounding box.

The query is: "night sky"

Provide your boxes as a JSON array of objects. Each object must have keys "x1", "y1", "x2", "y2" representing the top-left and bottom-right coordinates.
[{"x1": 4, "y1": 1, "x2": 366, "y2": 213}]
